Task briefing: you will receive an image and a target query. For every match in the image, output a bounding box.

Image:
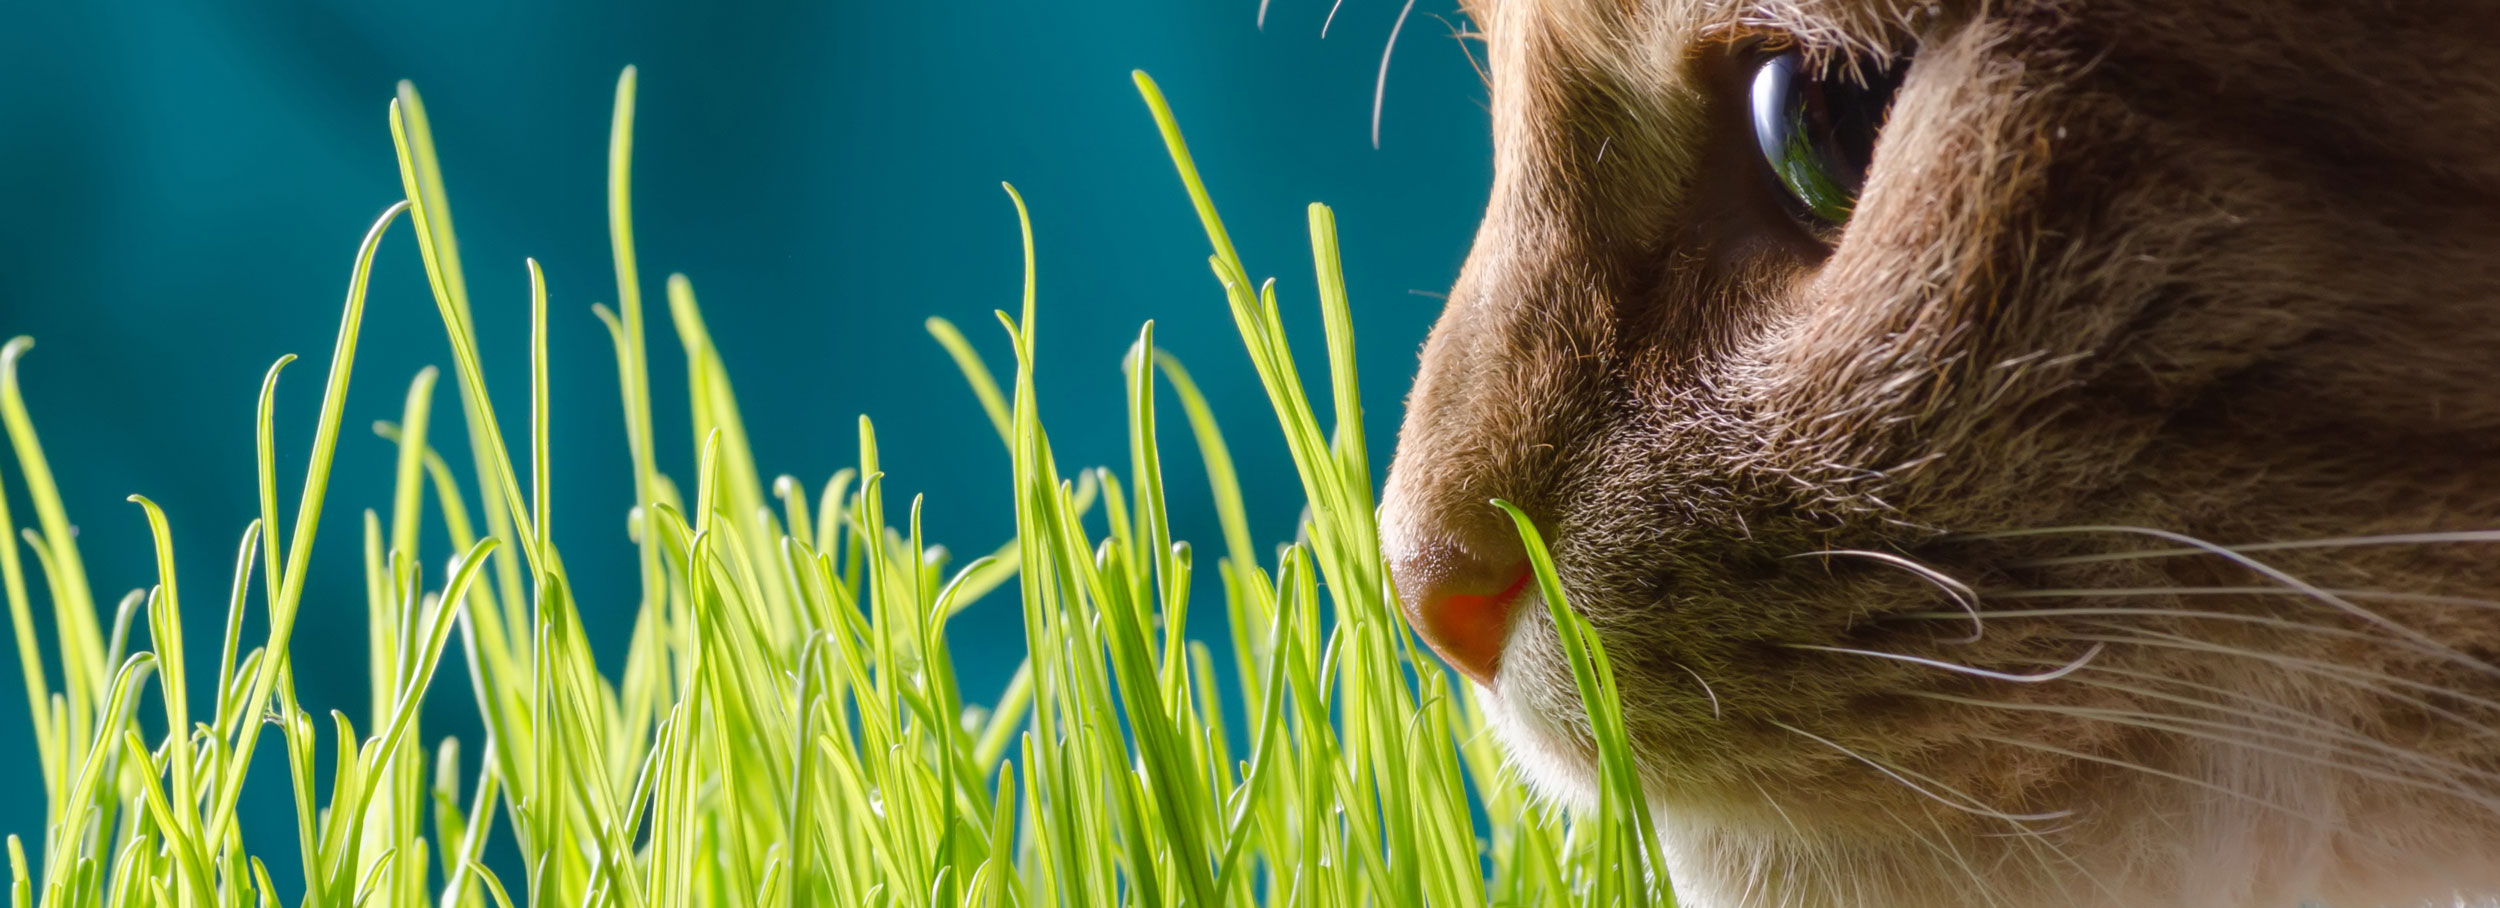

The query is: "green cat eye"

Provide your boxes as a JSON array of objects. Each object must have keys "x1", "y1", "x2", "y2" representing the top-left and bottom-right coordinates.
[{"x1": 1749, "y1": 49, "x2": 1905, "y2": 227}]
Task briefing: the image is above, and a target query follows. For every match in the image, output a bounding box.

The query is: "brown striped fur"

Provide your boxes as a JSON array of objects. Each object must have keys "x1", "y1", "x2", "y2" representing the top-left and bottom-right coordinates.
[{"x1": 1382, "y1": 1, "x2": 2500, "y2": 904}]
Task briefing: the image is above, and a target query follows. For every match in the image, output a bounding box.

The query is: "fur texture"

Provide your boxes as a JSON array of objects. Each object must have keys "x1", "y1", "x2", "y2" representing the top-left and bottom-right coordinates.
[{"x1": 1379, "y1": 1, "x2": 2500, "y2": 905}]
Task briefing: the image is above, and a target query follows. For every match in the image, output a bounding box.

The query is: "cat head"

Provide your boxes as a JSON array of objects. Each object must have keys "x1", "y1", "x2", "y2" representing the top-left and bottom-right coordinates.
[{"x1": 1381, "y1": 1, "x2": 2500, "y2": 904}]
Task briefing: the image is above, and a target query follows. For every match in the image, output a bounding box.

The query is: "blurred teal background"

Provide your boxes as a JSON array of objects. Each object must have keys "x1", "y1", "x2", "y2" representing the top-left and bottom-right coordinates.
[{"x1": 0, "y1": 0, "x2": 1486, "y2": 886}]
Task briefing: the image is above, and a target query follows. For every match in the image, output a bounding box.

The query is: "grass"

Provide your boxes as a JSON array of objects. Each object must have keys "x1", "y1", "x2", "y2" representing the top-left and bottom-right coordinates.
[{"x1": 0, "y1": 67, "x2": 1672, "y2": 907}]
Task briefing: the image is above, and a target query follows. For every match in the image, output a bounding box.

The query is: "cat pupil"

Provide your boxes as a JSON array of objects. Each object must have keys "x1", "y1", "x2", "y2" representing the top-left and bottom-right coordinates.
[{"x1": 1749, "y1": 49, "x2": 1906, "y2": 227}]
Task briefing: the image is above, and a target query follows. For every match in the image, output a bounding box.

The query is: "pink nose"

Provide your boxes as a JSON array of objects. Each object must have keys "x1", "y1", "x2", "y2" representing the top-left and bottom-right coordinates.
[{"x1": 1391, "y1": 536, "x2": 1533, "y2": 687}]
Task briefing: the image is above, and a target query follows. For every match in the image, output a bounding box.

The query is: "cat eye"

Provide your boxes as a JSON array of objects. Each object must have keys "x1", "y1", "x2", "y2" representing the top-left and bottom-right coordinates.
[{"x1": 1748, "y1": 48, "x2": 1906, "y2": 227}]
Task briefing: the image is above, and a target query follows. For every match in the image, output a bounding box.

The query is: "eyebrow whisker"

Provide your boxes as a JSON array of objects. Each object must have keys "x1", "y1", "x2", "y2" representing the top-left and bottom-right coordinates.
[{"x1": 1374, "y1": 0, "x2": 1422, "y2": 149}]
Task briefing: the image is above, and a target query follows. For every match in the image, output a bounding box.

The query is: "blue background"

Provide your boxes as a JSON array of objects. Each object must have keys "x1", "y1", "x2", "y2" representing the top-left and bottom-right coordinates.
[{"x1": 0, "y1": 0, "x2": 1488, "y2": 883}]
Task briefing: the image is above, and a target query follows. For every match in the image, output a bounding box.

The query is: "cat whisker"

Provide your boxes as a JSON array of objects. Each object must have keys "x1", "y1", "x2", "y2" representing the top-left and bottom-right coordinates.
[
  {"x1": 1954, "y1": 525, "x2": 2500, "y2": 681},
  {"x1": 1872, "y1": 801, "x2": 2025, "y2": 908},
  {"x1": 2073, "y1": 626, "x2": 2500, "y2": 737},
  {"x1": 1967, "y1": 706, "x2": 2500, "y2": 857},
  {"x1": 2076, "y1": 659, "x2": 2500, "y2": 743},
  {"x1": 1962, "y1": 732, "x2": 2334, "y2": 827},
  {"x1": 1371, "y1": 0, "x2": 1420, "y2": 149},
  {"x1": 1890, "y1": 606, "x2": 2480, "y2": 672},
  {"x1": 1768, "y1": 720, "x2": 2075, "y2": 824},
  {"x1": 1747, "y1": 776, "x2": 1812, "y2": 840},
  {"x1": 1915, "y1": 798, "x2": 2125, "y2": 908},
  {"x1": 1973, "y1": 732, "x2": 2428, "y2": 869},
  {"x1": 1975, "y1": 823, "x2": 2078, "y2": 838},
  {"x1": 1939, "y1": 587, "x2": 2500, "y2": 731},
  {"x1": 1983, "y1": 586, "x2": 2500, "y2": 612},
  {"x1": 2057, "y1": 675, "x2": 2500, "y2": 789},
  {"x1": 1974, "y1": 527, "x2": 2500, "y2": 567},
  {"x1": 1791, "y1": 548, "x2": 1985, "y2": 642},
  {"x1": 1674, "y1": 660, "x2": 1723, "y2": 719},
  {"x1": 1782, "y1": 641, "x2": 2106, "y2": 684},
  {"x1": 2055, "y1": 663, "x2": 2500, "y2": 762},
  {"x1": 2001, "y1": 829, "x2": 2124, "y2": 908},
  {"x1": 1970, "y1": 710, "x2": 2420, "y2": 890},
  {"x1": 1740, "y1": 777, "x2": 1867, "y2": 907},
  {"x1": 1916, "y1": 690, "x2": 2500, "y2": 800}
]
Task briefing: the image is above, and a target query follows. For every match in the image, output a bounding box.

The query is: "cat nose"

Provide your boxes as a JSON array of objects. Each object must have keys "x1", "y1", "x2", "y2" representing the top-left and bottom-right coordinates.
[{"x1": 1389, "y1": 534, "x2": 1534, "y2": 687}]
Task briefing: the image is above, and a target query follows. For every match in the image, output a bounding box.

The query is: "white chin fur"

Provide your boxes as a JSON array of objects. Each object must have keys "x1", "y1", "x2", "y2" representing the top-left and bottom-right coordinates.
[
  {"x1": 1477, "y1": 645, "x2": 2500, "y2": 908},
  {"x1": 1475, "y1": 677, "x2": 1598, "y2": 810},
  {"x1": 1478, "y1": 595, "x2": 1605, "y2": 810}
]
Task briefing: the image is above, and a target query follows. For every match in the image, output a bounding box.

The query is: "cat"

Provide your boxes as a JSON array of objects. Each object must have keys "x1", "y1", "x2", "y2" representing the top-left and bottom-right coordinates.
[{"x1": 1379, "y1": 1, "x2": 2500, "y2": 905}]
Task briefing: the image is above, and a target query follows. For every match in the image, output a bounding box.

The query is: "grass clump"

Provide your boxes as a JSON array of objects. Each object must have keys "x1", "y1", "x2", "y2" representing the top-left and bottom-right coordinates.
[{"x1": 0, "y1": 66, "x2": 1672, "y2": 907}]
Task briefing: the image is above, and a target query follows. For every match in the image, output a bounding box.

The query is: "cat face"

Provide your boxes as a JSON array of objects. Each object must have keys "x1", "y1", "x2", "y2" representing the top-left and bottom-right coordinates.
[{"x1": 1380, "y1": 1, "x2": 2500, "y2": 905}]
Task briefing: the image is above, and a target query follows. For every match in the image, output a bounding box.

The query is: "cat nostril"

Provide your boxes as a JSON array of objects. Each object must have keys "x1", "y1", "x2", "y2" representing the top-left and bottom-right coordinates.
[{"x1": 1390, "y1": 536, "x2": 1534, "y2": 688}]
